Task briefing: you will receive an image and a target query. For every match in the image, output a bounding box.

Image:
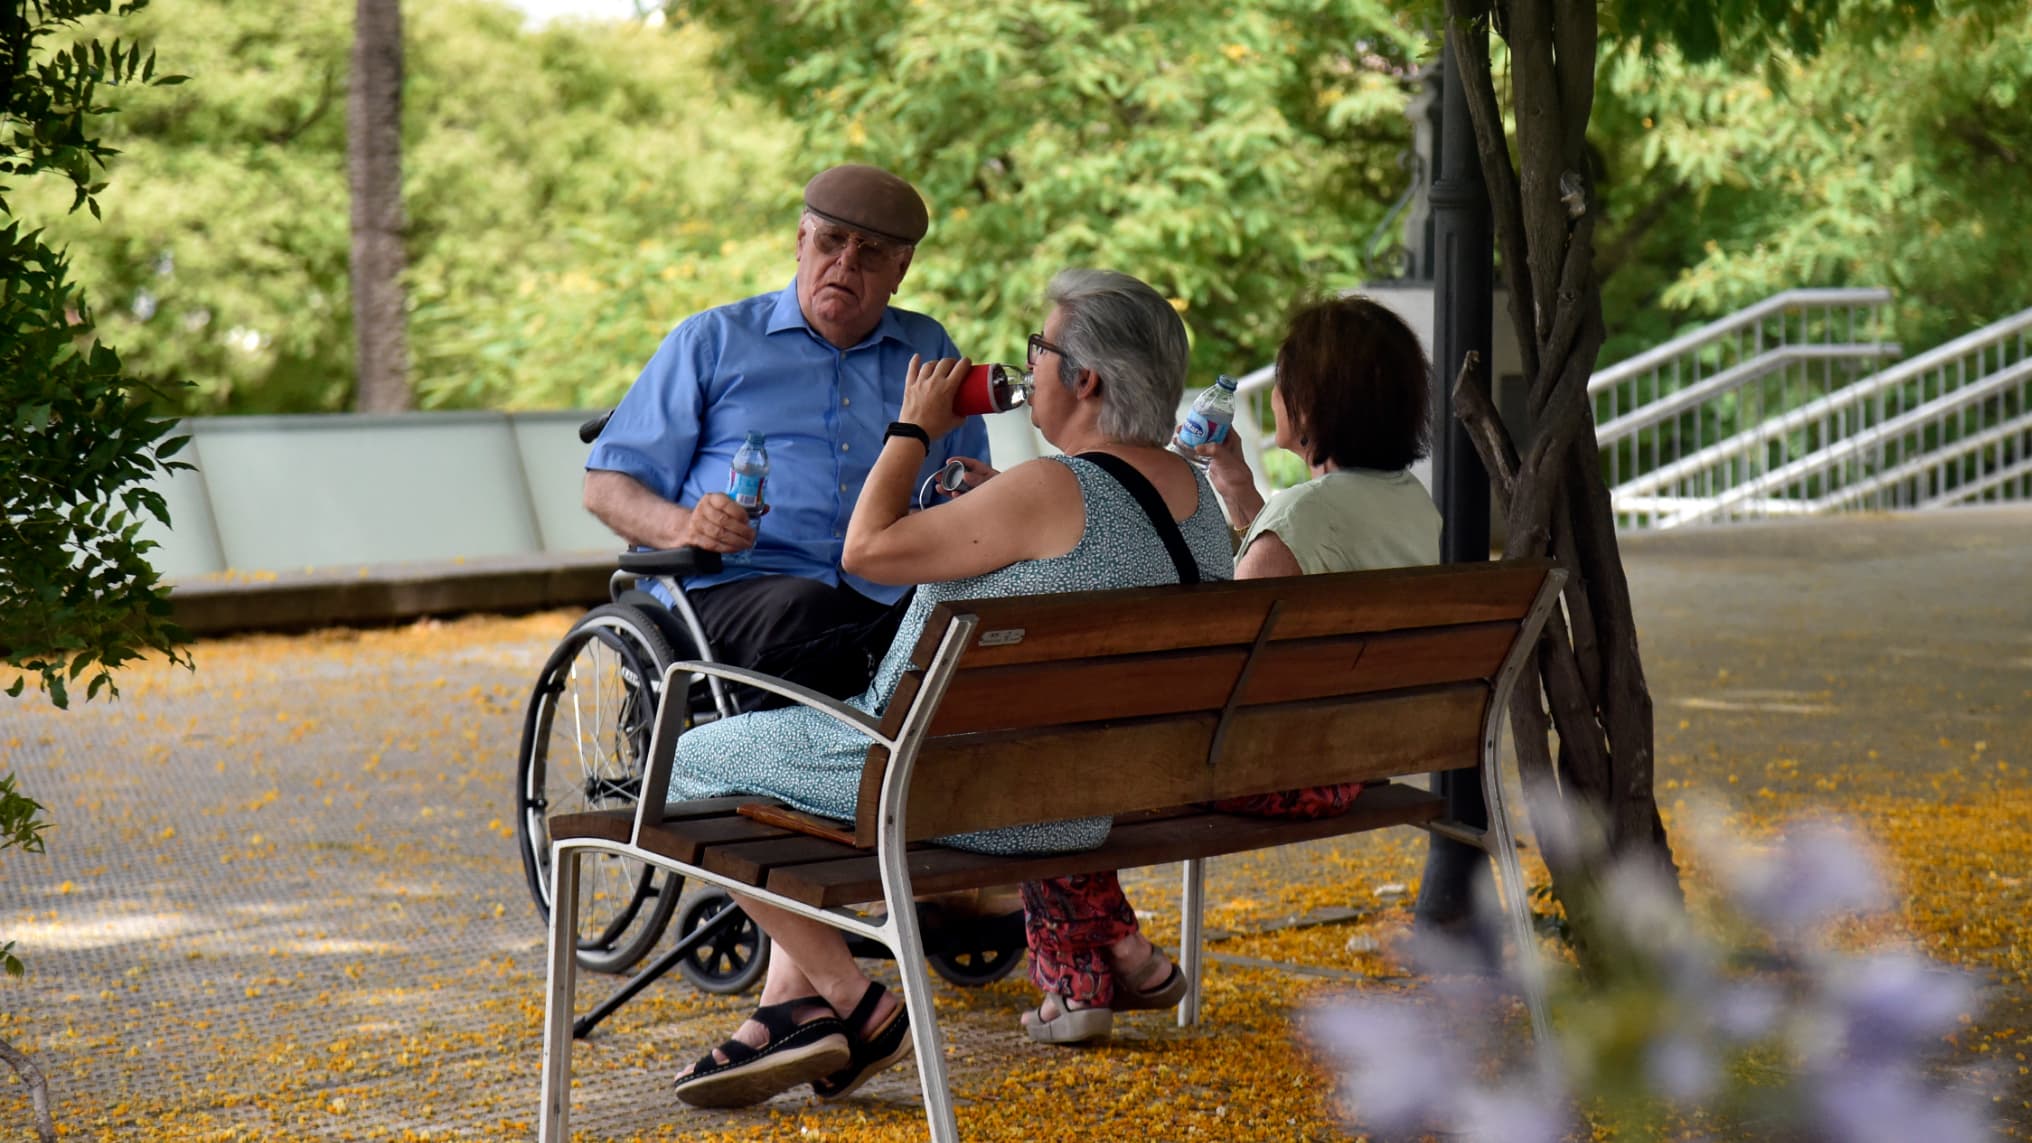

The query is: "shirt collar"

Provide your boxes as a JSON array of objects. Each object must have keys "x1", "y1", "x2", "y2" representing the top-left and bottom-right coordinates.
[{"x1": 766, "y1": 278, "x2": 905, "y2": 350}]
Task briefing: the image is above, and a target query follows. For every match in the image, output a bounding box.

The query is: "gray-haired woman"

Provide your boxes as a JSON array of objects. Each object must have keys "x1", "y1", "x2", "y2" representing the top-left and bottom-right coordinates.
[{"x1": 663, "y1": 269, "x2": 1234, "y2": 1111}]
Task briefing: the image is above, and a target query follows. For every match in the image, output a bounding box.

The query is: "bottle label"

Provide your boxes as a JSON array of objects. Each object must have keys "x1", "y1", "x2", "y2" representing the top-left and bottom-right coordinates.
[
  {"x1": 728, "y1": 470, "x2": 764, "y2": 512},
  {"x1": 1178, "y1": 412, "x2": 1229, "y2": 448}
]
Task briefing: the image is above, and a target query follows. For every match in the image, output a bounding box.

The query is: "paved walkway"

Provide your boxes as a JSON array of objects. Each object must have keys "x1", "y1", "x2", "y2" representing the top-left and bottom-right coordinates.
[{"x1": 3, "y1": 507, "x2": 2029, "y2": 1141}]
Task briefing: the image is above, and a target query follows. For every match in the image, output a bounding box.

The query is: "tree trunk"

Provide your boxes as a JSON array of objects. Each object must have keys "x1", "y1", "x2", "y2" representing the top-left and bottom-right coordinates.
[
  {"x1": 1441, "y1": 0, "x2": 1678, "y2": 961},
  {"x1": 347, "y1": 0, "x2": 410, "y2": 412},
  {"x1": 1, "y1": 1035, "x2": 58, "y2": 1143}
]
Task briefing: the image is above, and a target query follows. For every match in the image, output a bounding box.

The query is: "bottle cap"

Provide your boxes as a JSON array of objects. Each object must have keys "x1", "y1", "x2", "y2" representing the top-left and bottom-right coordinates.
[
  {"x1": 1214, "y1": 374, "x2": 1237, "y2": 390},
  {"x1": 745, "y1": 430, "x2": 766, "y2": 446}
]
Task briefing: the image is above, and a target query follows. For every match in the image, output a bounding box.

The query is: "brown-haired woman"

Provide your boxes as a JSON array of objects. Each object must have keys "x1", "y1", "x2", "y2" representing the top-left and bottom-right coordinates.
[{"x1": 1020, "y1": 293, "x2": 1440, "y2": 1044}]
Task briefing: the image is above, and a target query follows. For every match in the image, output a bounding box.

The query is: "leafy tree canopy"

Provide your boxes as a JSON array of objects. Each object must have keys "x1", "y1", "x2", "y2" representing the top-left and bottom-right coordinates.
[
  {"x1": 17, "y1": 0, "x2": 799, "y2": 413},
  {"x1": 672, "y1": 0, "x2": 1425, "y2": 380},
  {"x1": 1594, "y1": 2, "x2": 2032, "y2": 359}
]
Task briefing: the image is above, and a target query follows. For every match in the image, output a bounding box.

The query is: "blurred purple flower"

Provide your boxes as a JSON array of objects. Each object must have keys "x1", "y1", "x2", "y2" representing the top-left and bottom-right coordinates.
[
  {"x1": 1824, "y1": 953, "x2": 1973, "y2": 1064},
  {"x1": 1457, "y1": 1082, "x2": 1571, "y2": 1143},
  {"x1": 1811, "y1": 1066, "x2": 1990, "y2": 1143},
  {"x1": 1734, "y1": 820, "x2": 1888, "y2": 936},
  {"x1": 1713, "y1": 981, "x2": 1783, "y2": 1041},
  {"x1": 1310, "y1": 999, "x2": 1467, "y2": 1133},
  {"x1": 1647, "y1": 1033, "x2": 1717, "y2": 1102}
]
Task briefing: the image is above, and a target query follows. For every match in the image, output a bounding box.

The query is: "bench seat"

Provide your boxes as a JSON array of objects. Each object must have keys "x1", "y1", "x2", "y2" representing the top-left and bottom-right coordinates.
[{"x1": 552, "y1": 781, "x2": 1443, "y2": 909}]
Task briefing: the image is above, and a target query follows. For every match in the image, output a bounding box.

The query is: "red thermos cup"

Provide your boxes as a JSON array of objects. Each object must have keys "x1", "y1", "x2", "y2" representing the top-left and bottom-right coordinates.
[{"x1": 952, "y1": 363, "x2": 1029, "y2": 416}]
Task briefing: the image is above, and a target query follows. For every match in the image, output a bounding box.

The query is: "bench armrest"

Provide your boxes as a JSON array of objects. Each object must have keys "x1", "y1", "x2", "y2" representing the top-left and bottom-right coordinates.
[{"x1": 666, "y1": 660, "x2": 889, "y2": 743}]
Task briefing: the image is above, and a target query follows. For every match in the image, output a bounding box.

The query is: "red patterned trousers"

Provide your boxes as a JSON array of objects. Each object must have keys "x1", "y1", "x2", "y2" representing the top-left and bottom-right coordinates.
[{"x1": 1023, "y1": 782, "x2": 1366, "y2": 1006}]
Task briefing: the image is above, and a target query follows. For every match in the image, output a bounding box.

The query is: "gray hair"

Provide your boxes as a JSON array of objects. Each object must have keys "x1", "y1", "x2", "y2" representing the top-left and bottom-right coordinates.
[{"x1": 1044, "y1": 269, "x2": 1190, "y2": 446}]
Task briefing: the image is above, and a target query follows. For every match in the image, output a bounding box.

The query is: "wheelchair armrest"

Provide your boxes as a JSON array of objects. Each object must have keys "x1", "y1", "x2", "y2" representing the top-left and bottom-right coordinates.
[{"x1": 617, "y1": 546, "x2": 723, "y2": 577}]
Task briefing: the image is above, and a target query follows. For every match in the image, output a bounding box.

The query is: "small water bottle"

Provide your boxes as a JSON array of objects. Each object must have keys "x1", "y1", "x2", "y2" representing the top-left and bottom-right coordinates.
[
  {"x1": 1174, "y1": 375, "x2": 1239, "y2": 462},
  {"x1": 722, "y1": 431, "x2": 768, "y2": 565},
  {"x1": 727, "y1": 431, "x2": 769, "y2": 518}
]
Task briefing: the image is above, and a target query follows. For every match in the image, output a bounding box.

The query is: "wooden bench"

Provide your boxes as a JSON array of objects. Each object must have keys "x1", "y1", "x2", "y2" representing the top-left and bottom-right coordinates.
[{"x1": 538, "y1": 559, "x2": 1565, "y2": 1142}]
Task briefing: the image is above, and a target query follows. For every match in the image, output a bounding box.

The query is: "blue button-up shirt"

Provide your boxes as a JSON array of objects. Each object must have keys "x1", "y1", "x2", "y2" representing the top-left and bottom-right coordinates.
[{"x1": 587, "y1": 281, "x2": 991, "y2": 604}]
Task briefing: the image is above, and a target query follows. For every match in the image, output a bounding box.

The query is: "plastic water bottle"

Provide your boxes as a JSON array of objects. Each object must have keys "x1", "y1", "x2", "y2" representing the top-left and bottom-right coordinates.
[
  {"x1": 727, "y1": 431, "x2": 769, "y2": 518},
  {"x1": 723, "y1": 431, "x2": 768, "y2": 564},
  {"x1": 1175, "y1": 375, "x2": 1239, "y2": 460}
]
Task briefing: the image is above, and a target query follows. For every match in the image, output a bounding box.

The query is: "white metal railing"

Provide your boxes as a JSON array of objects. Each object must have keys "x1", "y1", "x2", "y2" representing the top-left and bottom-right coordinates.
[
  {"x1": 1631, "y1": 306, "x2": 2032, "y2": 529},
  {"x1": 1592, "y1": 289, "x2": 1900, "y2": 527}
]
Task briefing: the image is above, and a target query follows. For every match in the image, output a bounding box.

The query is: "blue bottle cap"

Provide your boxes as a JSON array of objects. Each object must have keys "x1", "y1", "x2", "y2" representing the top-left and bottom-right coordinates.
[
  {"x1": 744, "y1": 430, "x2": 766, "y2": 446},
  {"x1": 1214, "y1": 374, "x2": 1237, "y2": 390}
]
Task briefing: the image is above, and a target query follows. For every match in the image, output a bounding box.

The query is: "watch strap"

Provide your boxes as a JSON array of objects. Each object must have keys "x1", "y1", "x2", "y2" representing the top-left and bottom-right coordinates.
[{"x1": 884, "y1": 421, "x2": 931, "y2": 452}]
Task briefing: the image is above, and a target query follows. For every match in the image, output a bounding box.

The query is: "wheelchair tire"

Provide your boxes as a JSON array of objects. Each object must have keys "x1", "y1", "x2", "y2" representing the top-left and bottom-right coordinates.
[
  {"x1": 673, "y1": 890, "x2": 771, "y2": 995},
  {"x1": 929, "y1": 945, "x2": 1024, "y2": 986},
  {"x1": 516, "y1": 603, "x2": 685, "y2": 975}
]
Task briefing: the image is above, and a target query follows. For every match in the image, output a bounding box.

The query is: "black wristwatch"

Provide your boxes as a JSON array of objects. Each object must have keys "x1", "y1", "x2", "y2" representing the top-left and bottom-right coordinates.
[{"x1": 883, "y1": 421, "x2": 931, "y2": 452}]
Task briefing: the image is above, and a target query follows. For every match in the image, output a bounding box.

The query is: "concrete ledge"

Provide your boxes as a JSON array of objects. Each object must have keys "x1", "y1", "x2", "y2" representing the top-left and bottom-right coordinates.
[{"x1": 168, "y1": 551, "x2": 619, "y2": 637}]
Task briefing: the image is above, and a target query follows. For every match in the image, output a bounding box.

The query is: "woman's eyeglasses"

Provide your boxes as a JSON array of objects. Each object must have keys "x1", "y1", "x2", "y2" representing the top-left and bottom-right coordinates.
[{"x1": 1027, "y1": 333, "x2": 1065, "y2": 369}]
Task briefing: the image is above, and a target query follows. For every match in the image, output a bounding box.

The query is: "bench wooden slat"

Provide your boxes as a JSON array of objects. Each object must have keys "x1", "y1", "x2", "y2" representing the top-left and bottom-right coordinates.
[
  {"x1": 549, "y1": 810, "x2": 797, "y2": 867},
  {"x1": 899, "y1": 561, "x2": 1553, "y2": 671},
  {"x1": 915, "y1": 620, "x2": 1518, "y2": 736},
  {"x1": 769, "y1": 782, "x2": 1445, "y2": 907},
  {"x1": 875, "y1": 682, "x2": 1486, "y2": 843},
  {"x1": 702, "y1": 832, "x2": 892, "y2": 884}
]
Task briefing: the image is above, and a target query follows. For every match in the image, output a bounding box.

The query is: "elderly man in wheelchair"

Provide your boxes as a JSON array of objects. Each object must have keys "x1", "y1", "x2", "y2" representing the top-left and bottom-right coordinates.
[{"x1": 514, "y1": 164, "x2": 1023, "y2": 1014}]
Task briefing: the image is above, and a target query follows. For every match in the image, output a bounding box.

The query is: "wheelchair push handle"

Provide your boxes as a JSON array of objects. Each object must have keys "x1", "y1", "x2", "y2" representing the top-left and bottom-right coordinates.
[
  {"x1": 617, "y1": 546, "x2": 724, "y2": 577},
  {"x1": 579, "y1": 410, "x2": 614, "y2": 444}
]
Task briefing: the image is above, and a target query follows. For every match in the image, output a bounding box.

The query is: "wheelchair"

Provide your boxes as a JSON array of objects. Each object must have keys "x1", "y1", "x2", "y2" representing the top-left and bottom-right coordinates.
[{"x1": 513, "y1": 412, "x2": 1025, "y2": 1033}]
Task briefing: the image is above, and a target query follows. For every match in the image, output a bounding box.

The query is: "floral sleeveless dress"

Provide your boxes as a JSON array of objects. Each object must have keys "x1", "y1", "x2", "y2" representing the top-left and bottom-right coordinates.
[{"x1": 667, "y1": 454, "x2": 1234, "y2": 856}]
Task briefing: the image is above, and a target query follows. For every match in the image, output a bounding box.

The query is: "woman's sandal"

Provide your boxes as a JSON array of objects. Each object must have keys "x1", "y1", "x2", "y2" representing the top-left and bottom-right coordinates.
[
  {"x1": 1022, "y1": 989, "x2": 1115, "y2": 1044},
  {"x1": 812, "y1": 981, "x2": 914, "y2": 1101},
  {"x1": 672, "y1": 996, "x2": 850, "y2": 1109},
  {"x1": 1112, "y1": 946, "x2": 1189, "y2": 1012}
]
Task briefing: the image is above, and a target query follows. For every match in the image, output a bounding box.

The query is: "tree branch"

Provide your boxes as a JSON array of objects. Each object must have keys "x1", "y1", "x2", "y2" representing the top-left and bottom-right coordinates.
[
  {"x1": 1444, "y1": 2, "x2": 1539, "y2": 386},
  {"x1": 0, "y1": 1036, "x2": 58, "y2": 1143},
  {"x1": 1503, "y1": 0, "x2": 1568, "y2": 350},
  {"x1": 1552, "y1": 0, "x2": 1596, "y2": 170},
  {"x1": 1530, "y1": 211, "x2": 1598, "y2": 420},
  {"x1": 1449, "y1": 350, "x2": 1520, "y2": 505}
]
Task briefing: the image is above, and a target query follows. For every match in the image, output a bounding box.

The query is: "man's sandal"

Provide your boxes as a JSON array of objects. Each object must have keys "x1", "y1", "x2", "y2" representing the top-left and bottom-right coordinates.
[
  {"x1": 1113, "y1": 946, "x2": 1188, "y2": 1012},
  {"x1": 1022, "y1": 989, "x2": 1114, "y2": 1044},
  {"x1": 672, "y1": 996, "x2": 850, "y2": 1109},
  {"x1": 813, "y1": 981, "x2": 913, "y2": 1100}
]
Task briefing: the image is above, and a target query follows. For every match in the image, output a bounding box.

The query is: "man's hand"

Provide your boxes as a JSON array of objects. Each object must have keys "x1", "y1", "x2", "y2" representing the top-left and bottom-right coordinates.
[
  {"x1": 680, "y1": 492, "x2": 759, "y2": 552},
  {"x1": 946, "y1": 456, "x2": 998, "y2": 495}
]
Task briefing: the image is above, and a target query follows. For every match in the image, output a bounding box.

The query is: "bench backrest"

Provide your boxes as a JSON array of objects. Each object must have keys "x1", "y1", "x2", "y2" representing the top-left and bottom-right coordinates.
[{"x1": 853, "y1": 559, "x2": 1563, "y2": 845}]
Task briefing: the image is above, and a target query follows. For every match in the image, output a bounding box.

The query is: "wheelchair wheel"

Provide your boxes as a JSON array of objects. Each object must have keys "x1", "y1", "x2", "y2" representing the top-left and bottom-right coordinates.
[
  {"x1": 517, "y1": 603, "x2": 685, "y2": 974},
  {"x1": 673, "y1": 890, "x2": 770, "y2": 995},
  {"x1": 930, "y1": 944, "x2": 1024, "y2": 986}
]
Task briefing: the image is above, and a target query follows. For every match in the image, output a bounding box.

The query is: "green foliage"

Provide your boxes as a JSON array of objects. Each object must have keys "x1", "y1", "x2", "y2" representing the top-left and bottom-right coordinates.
[
  {"x1": 17, "y1": 0, "x2": 799, "y2": 413},
  {"x1": 3, "y1": 0, "x2": 193, "y2": 710},
  {"x1": 671, "y1": 0, "x2": 1425, "y2": 378},
  {"x1": 1591, "y1": 2, "x2": 2032, "y2": 363}
]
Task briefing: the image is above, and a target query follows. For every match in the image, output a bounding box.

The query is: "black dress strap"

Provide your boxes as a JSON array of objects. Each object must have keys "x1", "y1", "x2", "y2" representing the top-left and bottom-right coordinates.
[{"x1": 1074, "y1": 451, "x2": 1200, "y2": 585}]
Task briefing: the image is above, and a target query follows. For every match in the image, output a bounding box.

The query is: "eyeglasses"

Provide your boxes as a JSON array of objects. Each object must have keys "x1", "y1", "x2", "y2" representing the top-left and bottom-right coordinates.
[
  {"x1": 1027, "y1": 332, "x2": 1066, "y2": 370},
  {"x1": 805, "y1": 222, "x2": 910, "y2": 270}
]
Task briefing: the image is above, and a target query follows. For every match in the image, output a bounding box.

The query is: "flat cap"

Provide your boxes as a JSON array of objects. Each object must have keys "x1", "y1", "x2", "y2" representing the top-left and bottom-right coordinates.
[{"x1": 803, "y1": 164, "x2": 929, "y2": 246}]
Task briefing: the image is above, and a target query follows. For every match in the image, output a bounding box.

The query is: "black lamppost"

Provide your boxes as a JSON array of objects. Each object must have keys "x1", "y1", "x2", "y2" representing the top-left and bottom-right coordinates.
[{"x1": 1413, "y1": 22, "x2": 1496, "y2": 941}]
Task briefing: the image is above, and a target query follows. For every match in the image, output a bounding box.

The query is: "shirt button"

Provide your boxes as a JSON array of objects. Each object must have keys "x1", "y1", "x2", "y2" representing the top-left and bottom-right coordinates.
[
  {"x1": 842, "y1": 397, "x2": 851, "y2": 407},
  {"x1": 841, "y1": 442, "x2": 851, "y2": 452},
  {"x1": 839, "y1": 483, "x2": 849, "y2": 492}
]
